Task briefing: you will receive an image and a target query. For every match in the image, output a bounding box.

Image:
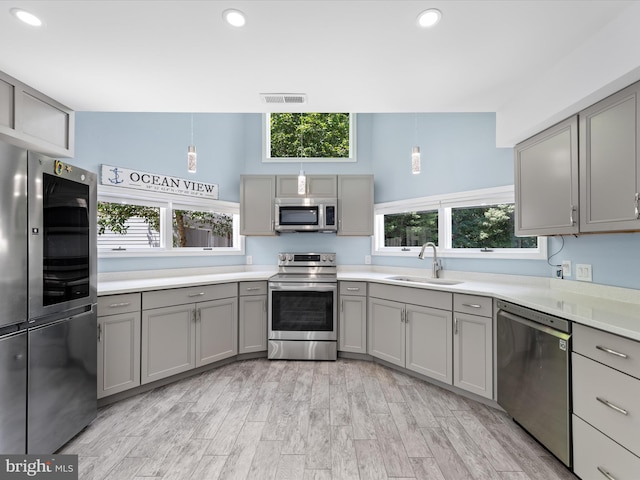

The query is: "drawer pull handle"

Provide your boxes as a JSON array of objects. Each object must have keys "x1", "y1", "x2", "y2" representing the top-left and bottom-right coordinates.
[
  {"x1": 346, "y1": 287, "x2": 360, "y2": 291},
  {"x1": 597, "y1": 466, "x2": 617, "y2": 480},
  {"x1": 188, "y1": 292, "x2": 205, "y2": 297},
  {"x1": 108, "y1": 302, "x2": 131, "y2": 308},
  {"x1": 596, "y1": 345, "x2": 628, "y2": 359},
  {"x1": 462, "y1": 303, "x2": 482, "y2": 309},
  {"x1": 596, "y1": 397, "x2": 628, "y2": 416},
  {"x1": 246, "y1": 287, "x2": 261, "y2": 291}
]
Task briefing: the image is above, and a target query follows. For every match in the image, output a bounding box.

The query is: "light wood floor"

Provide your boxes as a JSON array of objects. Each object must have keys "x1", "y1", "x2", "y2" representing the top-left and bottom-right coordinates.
[{"x1": 61, "y1": 358, "x2": 578, "y2": 480}]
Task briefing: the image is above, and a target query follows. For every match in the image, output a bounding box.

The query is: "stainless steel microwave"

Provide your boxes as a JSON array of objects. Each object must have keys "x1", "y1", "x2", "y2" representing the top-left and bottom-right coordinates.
[{"x1": 275, "y1": 198, "x2": 337, "y2": 232}]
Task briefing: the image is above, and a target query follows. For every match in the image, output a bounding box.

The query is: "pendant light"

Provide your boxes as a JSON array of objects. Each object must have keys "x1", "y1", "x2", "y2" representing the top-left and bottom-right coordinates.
[
  {"x1": 298, "y1": 164, "x2": 306, "y2": 195},
  {"x1": 412, "y1": 113, "x2": 421, "y2": 175},
  {"x1": 187, "y1": 114, "x2": 197, "y2": 173}
]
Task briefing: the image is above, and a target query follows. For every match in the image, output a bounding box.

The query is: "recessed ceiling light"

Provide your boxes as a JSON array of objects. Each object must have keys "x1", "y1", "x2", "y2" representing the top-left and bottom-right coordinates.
[
  {"x1": 417, "y1": 9, "x2": 442, "y2": 28},
  {"x1": 223, "y1": 9, "x2": 246, "y2": 28},
  {"x1": 10, "y1": 8, "x2": 43, "y2": 27}
]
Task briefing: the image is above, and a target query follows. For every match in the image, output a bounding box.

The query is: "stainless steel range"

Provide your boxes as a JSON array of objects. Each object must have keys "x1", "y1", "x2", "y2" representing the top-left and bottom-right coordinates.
[{"x1": 268, "y1": 252, "x2": 337, "y2": 360}]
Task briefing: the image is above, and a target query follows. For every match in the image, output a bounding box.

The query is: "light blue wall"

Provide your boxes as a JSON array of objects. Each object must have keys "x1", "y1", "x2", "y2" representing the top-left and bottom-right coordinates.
[{"x1": 75, "y1": 111, "x2": 640, "y2": 290}]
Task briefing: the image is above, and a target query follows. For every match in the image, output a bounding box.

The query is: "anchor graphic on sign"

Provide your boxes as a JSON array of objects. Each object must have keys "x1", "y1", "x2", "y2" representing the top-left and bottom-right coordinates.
[{"x1": 108, "y1": 167, "x2": 124, "y2": 185}]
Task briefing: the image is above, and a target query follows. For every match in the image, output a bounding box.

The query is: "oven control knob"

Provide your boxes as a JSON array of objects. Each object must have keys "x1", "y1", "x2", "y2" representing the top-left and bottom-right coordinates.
[
  {"x1": 287, "y1": 254, "x2": 293, "y2": 261},
  {"x1": 329, "y1": 254, "x2": 335, "y2": 263},
  {"x1": 278, "y1": 254, "x2": 286, "y2": 261},
  {"x1": 321, "y1": 255, "x2": 327, "y2": 262}
]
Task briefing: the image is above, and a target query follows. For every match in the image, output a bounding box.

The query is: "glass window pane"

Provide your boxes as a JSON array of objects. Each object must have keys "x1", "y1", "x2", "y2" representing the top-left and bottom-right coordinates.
[
  {"x1": 451, "y1": 204, "x2": 537, "y2": 249},
  {"x1": 269, "y1": 113, "x2": 350, "y2": 158},
  {"x1": 383, "y1": 210, "x2": 438, "y2": 247},
  {"x1": 97, "y1": 202, "x2": 160, "y2": 248},
  {"x1": 172, "y1": 209, "x2": 233, "y2": 248}
]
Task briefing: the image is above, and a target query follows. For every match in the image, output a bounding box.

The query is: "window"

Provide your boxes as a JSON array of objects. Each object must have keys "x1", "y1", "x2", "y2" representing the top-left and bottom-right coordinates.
[
  {"x1": 98, "y1": 185, "x2": 243, "y2": 256},
  {"x1": 263, "y1": 113, "x2": 356, "y2": 162},
  {"x1": 374, "y1": 186, "x2": 545, "y2": 259}
]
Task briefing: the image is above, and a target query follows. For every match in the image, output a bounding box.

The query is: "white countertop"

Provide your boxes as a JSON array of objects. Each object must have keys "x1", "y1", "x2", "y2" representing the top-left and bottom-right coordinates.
[{"x1": 99, "y1": 265, "x2": 640, "y2": 342}]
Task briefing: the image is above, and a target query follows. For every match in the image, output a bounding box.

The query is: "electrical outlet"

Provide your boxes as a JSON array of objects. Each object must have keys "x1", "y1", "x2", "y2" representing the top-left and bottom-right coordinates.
[
  {"x1": 576, "y1": 263, "x2": 592, "y2": 282},
  {"x1": 246, "y1": 255, "x2": 253, "y2": 265},
  {"x1": 364, "y1": 255, "x2": 371, "y2": 265},
  {"x1": 562, "y1": 260, "x2": 572, "y2": 278}
]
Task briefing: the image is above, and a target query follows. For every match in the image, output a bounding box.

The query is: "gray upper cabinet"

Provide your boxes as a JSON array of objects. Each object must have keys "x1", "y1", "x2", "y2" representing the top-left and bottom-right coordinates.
[
  {"x1": 276, "y1": 175, "x2": 337, "y2": 197},
  {"x1": 0, "y1": 70, "x2": 74, "y2": 157},
  {"x1": 337, "y1": 175, "x2": 374, "y2": 236},
  {"x1": 579, "y1": 81, "x2": 640, "y2": 232},
  {"x1": 240, "y1": 175, "x2": 276, "y2": 236},
  {"x1": 515, "y1": 116, "x2": 579, "y2": 236}
]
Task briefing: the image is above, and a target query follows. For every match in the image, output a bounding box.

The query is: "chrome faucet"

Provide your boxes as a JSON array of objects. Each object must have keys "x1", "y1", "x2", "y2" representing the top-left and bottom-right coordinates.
[{"x1": 418, "y1": 242, "x2": 442, "y2": 278}]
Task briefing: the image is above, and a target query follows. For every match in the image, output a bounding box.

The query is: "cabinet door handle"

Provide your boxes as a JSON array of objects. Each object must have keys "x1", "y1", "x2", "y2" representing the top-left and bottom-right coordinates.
[
  {"x1": 597, "y1": 466, "x2": 617, "y2": 480},
  {"x1": 570, "y1": 205, "x2": 576, "y2": 226},
  {"x1": 346, "y1": 287, "x2": 360, "y2": 291},
  {"x1": 188, "y1": 292, "x2": 205, "y2": 297},
  {"x1": 246, "y1": 287, "x2": 261, "y2": 291},
  {"x1": 596, "y1": 397, "x2": 628, "y2": 416},
  {"x1": 596, "y1": 345, "x2": 628, "y2": 359},
  {"x1": 454, "y1": 317, "x2": 458, "y2": 335},
  {"x1": 462, "y1": 303, "x2": 481, "y2": 309},
  {"x1": 108, "y1": 302, "x2": 131, "y2": 308},
  {"x1": 97, "y1": 323, "x2": 102, "y2": 342},
  {"x1": 635, "y1": 193, "x2": 640, "y2": 220}
]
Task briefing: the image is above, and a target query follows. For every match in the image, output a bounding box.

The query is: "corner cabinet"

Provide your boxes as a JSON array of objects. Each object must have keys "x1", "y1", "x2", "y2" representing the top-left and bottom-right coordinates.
[
  {"x1": 514, "y1": 116, "x2": 579, "y2": 236},
  {"x1": 141, "y1": 283, "x2": 238, "y2": 385},
  {"x1": 97, "y1": 293, "x2": 141, "y2": 399},
  {"x1": 368, "y1": 284, "x2": 453, "y2": 384},
  {"x1": 240, "y1": 175, "x2": 276, "y2": 235},
  {"x1": 579, "y1": 81, "x2": 640, "y2": 232},
  {"x1": 337, "y1": 175, "x2": 374, "y2": 236},
  {"x1": 239, "y1": 281, "x2": 268, "y2": 354},
  {"x1": 338, "y1": 281, "x2": 367, "y2": 354}
]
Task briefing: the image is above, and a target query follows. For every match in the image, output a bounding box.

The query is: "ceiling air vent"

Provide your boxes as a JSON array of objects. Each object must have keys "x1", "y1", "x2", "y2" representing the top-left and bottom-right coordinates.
[{"x1": 260, "y1": 93, "x2": 307, "y2": 104}]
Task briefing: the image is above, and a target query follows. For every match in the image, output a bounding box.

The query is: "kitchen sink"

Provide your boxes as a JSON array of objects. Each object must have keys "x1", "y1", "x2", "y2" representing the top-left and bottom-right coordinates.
[{"x1": 386, "y1": 275, "x2": 463, "y2": 286}]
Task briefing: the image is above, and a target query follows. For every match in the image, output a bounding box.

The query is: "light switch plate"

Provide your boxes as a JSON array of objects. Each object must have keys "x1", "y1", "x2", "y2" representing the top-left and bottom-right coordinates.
[
  {"x1": 246, "y1": 255, "x2": 253, "y2": 265},
  {"x1": 576, "y1": 263, "x2": 592, "y2": 282},
  {"x1": 364, "y1": 255, "x2": 371, "y2": 265},
  {"x1": 562, "y1": 260, "x2": 571, "y2": 278}
]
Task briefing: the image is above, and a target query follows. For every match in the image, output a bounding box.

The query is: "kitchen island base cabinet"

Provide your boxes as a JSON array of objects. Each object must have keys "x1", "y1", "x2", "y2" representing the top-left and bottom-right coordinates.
[{"x1": 97, "y1": 293, "x2": 142, "y2": 399}]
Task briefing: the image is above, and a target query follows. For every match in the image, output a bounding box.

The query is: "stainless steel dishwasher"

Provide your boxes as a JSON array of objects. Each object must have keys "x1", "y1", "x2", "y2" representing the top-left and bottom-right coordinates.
[{"x1": 496, "y1": 300, "x2": 572, "y2": 467}]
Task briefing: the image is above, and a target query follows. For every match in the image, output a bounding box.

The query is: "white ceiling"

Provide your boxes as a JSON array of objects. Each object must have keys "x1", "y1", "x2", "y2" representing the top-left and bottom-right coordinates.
[{"x1": 1, "y1": 1, "x2": 638, "y2": 144}]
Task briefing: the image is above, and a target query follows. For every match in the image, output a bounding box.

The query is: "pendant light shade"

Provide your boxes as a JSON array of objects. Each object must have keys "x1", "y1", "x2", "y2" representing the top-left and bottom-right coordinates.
[
  {"x1": 411, "y1": 146, "x2": 421, "y2": 175},
  {"x1": 187, "y1": 145, "x2": 197, "y2": 173},
  {"x1": 297, "y1": 169, "x2": 306, "y2": 195}
]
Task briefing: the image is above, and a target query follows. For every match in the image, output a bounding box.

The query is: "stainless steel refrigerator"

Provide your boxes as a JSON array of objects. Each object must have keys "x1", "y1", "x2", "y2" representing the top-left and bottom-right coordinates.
[{"x1": 0, "y1": 140, "x2": 97, "y2": 454}]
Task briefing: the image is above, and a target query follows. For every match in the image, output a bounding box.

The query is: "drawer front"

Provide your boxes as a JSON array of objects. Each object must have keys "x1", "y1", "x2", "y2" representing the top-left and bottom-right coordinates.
[
  {"x1": 369, "y1": 283, "x2": 451, "y2": 311},
  {"x1": 453, "y1": 294, "x2": 492, "y2": 317},
  {"x1": 573, "y1": 323, "x2": 640, "y2": 380},
  {"x1": 98, "y1": 293, "x2": 141, "y2": 316},
  {"x1": 573, "y1": 353, "x2": 640, "y2": 456},
  {"x1": 143, "y1": 283, "x2": 238, "y2": 310},
  {"x1": 339, "y1": 281, "x2": 367, "y2": 297},
  {"x1": 239, "y1": 281, "x2": 267, "y2": 297},
  {"x1": 573, "y1": 414, "x2": 640, "y2": 480}
]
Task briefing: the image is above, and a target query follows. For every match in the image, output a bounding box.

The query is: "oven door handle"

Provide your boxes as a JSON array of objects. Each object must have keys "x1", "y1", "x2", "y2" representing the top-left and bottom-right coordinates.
[{"x1": 269, "y1": 283, "x2": 337, "y2": 292}]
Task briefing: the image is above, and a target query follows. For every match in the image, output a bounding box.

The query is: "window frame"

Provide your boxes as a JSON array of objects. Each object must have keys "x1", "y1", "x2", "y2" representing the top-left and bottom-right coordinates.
[
  {"x1": 98, "y1": 185, "x2": 244, "y2": 257},
  {"x1": 262, "y1": 113, "x2": 357, "y2": 163},
  {"x1": 373, "y1": 185, "x2": 547, "y2": 260}
]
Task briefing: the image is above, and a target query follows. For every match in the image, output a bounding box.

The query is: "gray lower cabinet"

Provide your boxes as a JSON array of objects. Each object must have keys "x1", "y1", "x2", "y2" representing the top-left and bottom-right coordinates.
[
  {"x1": 338, "y1": 281, "x2": 367, "y2": 354},
  {"x1": 572, "y1": 323, "x2": 640, "y2": 478},
  {"x1": 337, "y1": 175, "x2": 374, "y2": 236},
  {"x1": 453, "y1": 294, "x2": 493, "y2": 399},
  {"x1": 514, "y1": 115, "x2": 579, "y2": 236},
  {"x1": 240, "y1": 175, "x2": 276, "y2": 235},
  {"x1": 97, "y1": 293, "x2": 141, "y2": 399},
  {"x1": 239, "y1": 281, "x2": 267, "y2": 354},
  {"x1": 579, "y1": 80, "x2": 640, "y2": 232},
  {"x1": 368, "y1": 284, "x2": 452, "y2": 383},
  {"x1": 141, "y1": 283, "x2": 238, "y2": 385}
]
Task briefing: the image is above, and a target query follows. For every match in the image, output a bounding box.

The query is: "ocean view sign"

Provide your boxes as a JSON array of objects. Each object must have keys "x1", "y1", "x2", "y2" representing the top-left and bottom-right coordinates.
[{"x1": 101, "y1": 165, "x2": 218, "y2": 199}]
